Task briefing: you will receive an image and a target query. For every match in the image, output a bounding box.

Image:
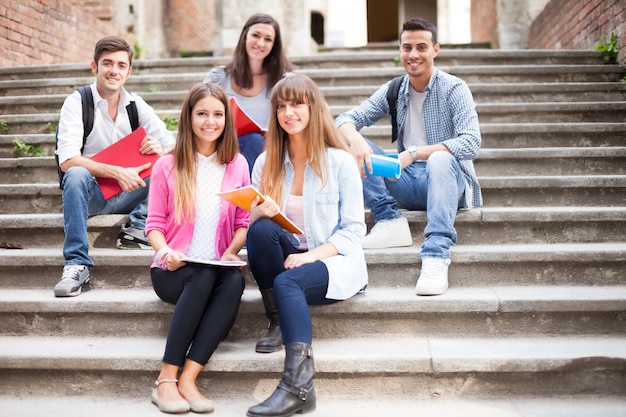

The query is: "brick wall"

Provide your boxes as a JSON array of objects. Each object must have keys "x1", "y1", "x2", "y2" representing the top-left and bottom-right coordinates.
[
  {"x1": 0, "y1": 0, "x2": 121, "y2": 68},
  {"x1": 164, "y1": 0, "x2": 214, "y2": 56},
  {"x1": 528, "y1": 0, "x2": 626, "y2": 63},
  {"x1": 471, "y1": 0, "x2": 498, "y2": 47}
]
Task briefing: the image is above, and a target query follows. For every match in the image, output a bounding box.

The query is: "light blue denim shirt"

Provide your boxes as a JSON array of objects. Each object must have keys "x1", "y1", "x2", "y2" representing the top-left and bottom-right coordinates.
[
  {"x1": 335, "y1": 68, "x2": 483, "y2": 209},
  {"x1": 252, "y1": 147, "x2": 368, "y2": 300}
]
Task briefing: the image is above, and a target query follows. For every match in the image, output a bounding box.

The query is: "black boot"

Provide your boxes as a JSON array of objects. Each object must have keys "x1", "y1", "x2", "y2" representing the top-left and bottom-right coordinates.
[
  {"x1": 247, "y1": 343, "x2": 316, "y2": 417},
  {"x1": 256, "y1": 289, "x2": 283, "y2": 353}
]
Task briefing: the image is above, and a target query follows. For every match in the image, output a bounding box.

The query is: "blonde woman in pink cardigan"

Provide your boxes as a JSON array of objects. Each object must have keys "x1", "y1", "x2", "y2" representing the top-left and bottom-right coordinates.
[{"x1": 145, "y1": 82, "x2": 250, "y2": 414}]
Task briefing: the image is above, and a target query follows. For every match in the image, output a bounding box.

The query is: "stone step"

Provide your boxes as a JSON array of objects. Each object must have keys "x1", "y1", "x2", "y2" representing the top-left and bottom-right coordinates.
[
  {"x1": 1, "y1": 204, "x2": 625, "y2": 250},
  {"x1": 1, "y1": 175, "x2": 623, "y2": 214},
  {"x1": 3, "y1": 101, "x2": 625, "y2": 135},
  {"x1": 0, "y1": 335, "x2": 624, "y2": 399},
  {"x1": 330, "y1": 101, "x2": 626, "y2": 123},
  {"x1": 3, "y1": 147, "x2": 623, "y2": 185},
  {"x1": 1, "y1": 243, "x2": 624, "y2": 289},
  {"x1": 3, "y1": 82, "x2": 625, "y2": 114},
  {"x1": 1, "y1": 286, "x2": 625, "y2": 338},
  {"x1": 2, "y1": 123, "x2": 625, "y2": 158},
  {"x1": 0, "y1": 50, "x2": 607, "y2": 81},
  {"x1": 3, "y1": 395, "x2": 626, "y2": 417},
  {"x1": 1, "y1": 65, "x2": 623, "y2": 97}
]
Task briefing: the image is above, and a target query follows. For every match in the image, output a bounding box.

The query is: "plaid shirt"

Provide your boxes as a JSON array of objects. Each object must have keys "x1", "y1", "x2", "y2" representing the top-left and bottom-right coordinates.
[{"x1": 336, "y1": 68, "x2": 482, "y2": 208}]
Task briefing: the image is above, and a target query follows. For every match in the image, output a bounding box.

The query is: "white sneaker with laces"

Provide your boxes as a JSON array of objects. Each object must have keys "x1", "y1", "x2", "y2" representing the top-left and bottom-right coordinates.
[
  {"x1": 415, "y1": 258, "x2": 451, "y2": 296},
  {"x1": 361, "y1": 217, "x2": 412, "y2": 249}
]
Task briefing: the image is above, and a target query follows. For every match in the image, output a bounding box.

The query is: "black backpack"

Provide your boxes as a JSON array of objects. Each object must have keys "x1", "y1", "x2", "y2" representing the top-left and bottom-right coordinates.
[
  {"x1": 386, "y1": 75, "x2": 404, "y2": 143},
  {"x1": 54, "y1": 85, "x2": 139, "y2": 189}
]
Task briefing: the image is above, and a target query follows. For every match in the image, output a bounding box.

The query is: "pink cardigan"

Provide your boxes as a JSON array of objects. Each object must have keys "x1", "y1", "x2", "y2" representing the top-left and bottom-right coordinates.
[{"x1": 145, "y1": 153, "x2": 250, "y2": 267}]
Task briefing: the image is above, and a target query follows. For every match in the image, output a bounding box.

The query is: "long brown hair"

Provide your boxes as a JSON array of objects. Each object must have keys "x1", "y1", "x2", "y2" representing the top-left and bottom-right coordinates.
[
  {"x1": 261, "y1": 74, "x2": 348, "y2": 205},
  {"x1": 226, "y1": 13, "x2": 292, "y2": 92},
  {"x1": 173, "y1": 82, "x2": 239, "y2": 223}
]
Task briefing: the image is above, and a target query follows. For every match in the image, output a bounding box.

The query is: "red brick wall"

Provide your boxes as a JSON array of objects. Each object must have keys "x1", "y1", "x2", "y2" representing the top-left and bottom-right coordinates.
[
  {"x1": 0, "y1": 0, "x2": 121, "y2": 68},
  {"x1": 165, "y1": 0, "x2": 214, "y2": 56},
  {"x1": 528, "y1": 0, "x2": 626, "y2": 63},
  {"x1": 471, "y1": 0, "x2": 498, "y2": 48}
]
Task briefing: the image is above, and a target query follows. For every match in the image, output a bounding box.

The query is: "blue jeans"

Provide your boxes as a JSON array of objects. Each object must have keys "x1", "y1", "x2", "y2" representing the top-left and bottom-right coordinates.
[
  {"x1": 363, "y1": 140, "x2": 466, "y2": 259},
  {"x1": 238, "y1": 132, "x2": 265, "y2": 175},
  {"x1": 246, "y1": 218, "x2": 338, "y2": 344},
  {"x1": 62, "y1": 166, "x2": 149, "y2": 267}
]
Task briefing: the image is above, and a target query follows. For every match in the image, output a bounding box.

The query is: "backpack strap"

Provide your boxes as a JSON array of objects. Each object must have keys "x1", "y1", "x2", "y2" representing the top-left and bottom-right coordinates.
[
  {"x1": 77, "y1": 85, "x2": 94, "y2": 148},
  {"x1": 126, "y1": 93, "x2": 139, "y2": 131},
  {"x1": 386, "y1": 75, "x2": 404, "y2": 143}
]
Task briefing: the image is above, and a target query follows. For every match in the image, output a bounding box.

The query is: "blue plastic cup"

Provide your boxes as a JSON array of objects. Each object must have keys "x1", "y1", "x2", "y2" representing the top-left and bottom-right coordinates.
[{"x1": 366, "y1": 154, "x2": 401, "y2": 179}]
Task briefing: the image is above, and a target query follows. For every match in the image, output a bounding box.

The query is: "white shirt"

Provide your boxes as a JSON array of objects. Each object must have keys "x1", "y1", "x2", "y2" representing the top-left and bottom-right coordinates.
[
  {"x1": 186, "y1": 152, "x2": 226, "y2": 261},
  {"x1": 56, "y1": 82, "x2": 175, "y2": 165},
  {"x1": 403, "y1": 87, "x2": 427, "y2": 148}
]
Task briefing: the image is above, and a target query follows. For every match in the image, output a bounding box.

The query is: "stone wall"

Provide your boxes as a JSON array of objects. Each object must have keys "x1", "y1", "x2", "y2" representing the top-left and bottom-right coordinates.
[
  {"x1": 527, "y1": 0, "x2": 626, "y2": 63},
  {"x1": 0, "y1": 0, "x2": 121, "y2": 67}
]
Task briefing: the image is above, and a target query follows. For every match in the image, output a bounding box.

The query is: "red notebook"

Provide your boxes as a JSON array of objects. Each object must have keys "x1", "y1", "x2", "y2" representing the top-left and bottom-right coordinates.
[
  {"x1": 90, "y1": 127, "x2": 158, "y2": 200},
  {"x1": 229, "y1": 97, "x2": 265, "y2": 137}
]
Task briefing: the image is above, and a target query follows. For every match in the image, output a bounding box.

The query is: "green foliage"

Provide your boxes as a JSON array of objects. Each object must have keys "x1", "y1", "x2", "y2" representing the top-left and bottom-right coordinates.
[
  {"x1": 43, "y1": 121, "x2": 58, "y2": 134},
  {"x1": 393, "y1": 56, "x2": 401, "y2": 67},
  {"x1": 0, "y1": 119, "x2": 8, "y2": 134},
  {"x1": 162, "y1": 115, "x2": 179, "y2": 131},
  {"x1": 134, "y1": 43, "x2": 142, "y2": 60},
  {"x1": 12, "y1": 139, "x2": 45, "y2": 157},
  {"x1": 145, "y1": 85, "x2": 160, "y2": 93},
  {"x1": 594, "y1": 33, "x2": 619, "y2": 64}
]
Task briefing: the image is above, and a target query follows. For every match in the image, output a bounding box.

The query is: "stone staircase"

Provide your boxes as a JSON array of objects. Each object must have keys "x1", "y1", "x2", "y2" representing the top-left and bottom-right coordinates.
[{"x1": 0, "y1": 49, "x2": 625, "y2": 416}]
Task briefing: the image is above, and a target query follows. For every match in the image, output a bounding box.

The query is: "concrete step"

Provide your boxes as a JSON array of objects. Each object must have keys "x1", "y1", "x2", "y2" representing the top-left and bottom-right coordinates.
[
  {"x1": 0, "y1": 49, "x2": 607, "y2": 81},
  {"x1": 1, "y1": 243, "x2": 624, "y2": 289},
  {"x1": 2, "y1": 123, "x2": 625, "y2": 157},
  {"x1": 1, "y1": 286, "x2": 625, "y2": 338},
  {"x1": 479, "y1": 174, "x2": 626, "y2": 206},
  {"x1": 3, "y1": 147, "x2": 623, "y2": 186},
  {"x1": 330, "y1": 101, "x2": 626, "y2": 123},
  {"x1": 1, "y1": 64, "x2": 623, "y2": 97},
  {"x1": 3, "y1": 101, "x2": 625, "y2": 134},
  {"x1": 3, "y1": 395, "x2": 626, "y2": 417},
  {"x1": 0, "y1": 335, "x2": 624, "y2": 398},
  {"x1": 1, "y1": 175, "x2": 623, "y2": 214},
  {"x1": 1, "y1": 205, "x2": 625, "y2": 250},
  {"x1": 4, "y1": 82, "x2": 625, "y2": 114}
]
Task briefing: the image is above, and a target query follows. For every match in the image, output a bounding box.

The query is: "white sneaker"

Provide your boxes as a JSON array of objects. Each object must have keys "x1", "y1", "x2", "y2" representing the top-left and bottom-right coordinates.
[
  {"x1": 361, "y1": 217, "x2": 412, "y2": 249},
  {"x1": 415, "y1": 258, "x2": 451, "y2": 296}
]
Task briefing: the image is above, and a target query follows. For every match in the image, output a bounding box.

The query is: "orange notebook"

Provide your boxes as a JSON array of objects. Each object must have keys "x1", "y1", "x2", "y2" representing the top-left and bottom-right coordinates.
[
  {"x1": 217, "y1": 185, "x2": 304, "y2": 234},
  {"x1": 229, "y1": 97, "x2": 265, "y2": 137},
  {"x1": 90, "y1": 127, "x2": 158, "y2": 200}
]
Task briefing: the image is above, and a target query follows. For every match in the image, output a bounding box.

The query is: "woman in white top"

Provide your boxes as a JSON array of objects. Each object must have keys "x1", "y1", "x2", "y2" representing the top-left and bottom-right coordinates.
[
  {"x1": 245, "y1": 74, "x2": 367, "y2": 417},
  {"x1": 204, "y1": 13, "x2": 292, "y2": 175}
]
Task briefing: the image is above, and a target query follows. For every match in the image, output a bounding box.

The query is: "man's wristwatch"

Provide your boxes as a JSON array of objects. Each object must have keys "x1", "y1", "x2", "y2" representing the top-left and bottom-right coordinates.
[{"x1": 407, "y1": 145, "x2": 418, "y2": 162}]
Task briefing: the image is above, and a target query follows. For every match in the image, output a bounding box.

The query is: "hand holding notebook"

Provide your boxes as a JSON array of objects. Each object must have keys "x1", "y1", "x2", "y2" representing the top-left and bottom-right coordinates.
[
  {"x1": 217, "y1": 185, "x2": 303, "y2": 234},
  {"x1": 89, "y1": 127, "x2": 159, "y2": 200}
]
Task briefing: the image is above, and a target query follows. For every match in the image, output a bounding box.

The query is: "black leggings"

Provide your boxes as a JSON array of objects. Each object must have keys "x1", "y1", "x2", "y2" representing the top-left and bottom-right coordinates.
[{"x1": 151, "y1": 264, "x2": 245, "y2": 367}]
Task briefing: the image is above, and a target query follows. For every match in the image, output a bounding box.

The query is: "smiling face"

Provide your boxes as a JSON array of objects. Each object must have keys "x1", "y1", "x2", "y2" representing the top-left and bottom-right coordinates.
[
  {"x1": 399, "y1": 29, "x2": 439, "y2": 87},
  {"x1": 91, "y1": 50, "x2": 132, "y2": 96},
  {"x1": 276, "y1": 97, "x2": 310, "y2": 139},
  {"x1": 191, "y1": 95, "x2": 226, "y2": 156},
  {"x1": 245, "y1": 23, "x2": 276, "y2": 61}
]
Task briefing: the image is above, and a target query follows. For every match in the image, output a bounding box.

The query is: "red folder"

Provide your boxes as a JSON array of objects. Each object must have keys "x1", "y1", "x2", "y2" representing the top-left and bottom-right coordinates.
[
  {"x1": 90, "y1": 127, "x2": 158, "y2": 200},
  {"x1": 217, "y1": 185, "x2": 303, "y2": 234},
  {"x1": 229, "y1": 97, "x2": 265, "y2": 137}
]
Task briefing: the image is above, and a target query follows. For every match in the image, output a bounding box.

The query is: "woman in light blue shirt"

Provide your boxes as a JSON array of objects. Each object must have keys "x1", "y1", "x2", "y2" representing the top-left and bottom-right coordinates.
[{"x1": 246, "y1": 74, "x2": 367, "y2": 417}]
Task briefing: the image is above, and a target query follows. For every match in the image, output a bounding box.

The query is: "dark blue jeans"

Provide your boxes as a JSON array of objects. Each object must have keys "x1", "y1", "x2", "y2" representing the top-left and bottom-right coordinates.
[
  {"x1": 247, "y1": 218, "x2": 338, "y2": 344},
  {"x1": 151, "y1": 263, "x2": 245, "y2": 366},
  {"x1": 238, "y1": 132, "x2": 265, "y2": 175}
]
